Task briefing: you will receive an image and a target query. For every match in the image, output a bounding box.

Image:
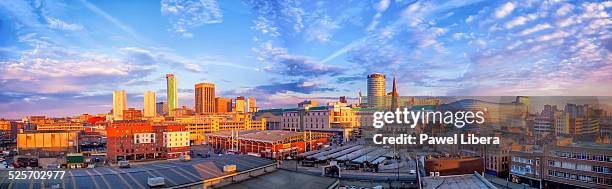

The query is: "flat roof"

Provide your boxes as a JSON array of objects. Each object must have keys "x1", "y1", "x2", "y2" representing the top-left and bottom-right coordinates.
[
  {"x1": 566, "y1": 142, "x2": 612, "y2": 149},
  {"x1": 422, "y1": 173, "x2": 497, "y2": 189},
  {"x1": 1, "y1": 155, "x2": 275, "y2": 189},
  {"x1": 207, "y1": 130, "x2": 306, "y2": 143},
  {"x1": 221, "y1": 169, "x2": 338, "y2": 189}
]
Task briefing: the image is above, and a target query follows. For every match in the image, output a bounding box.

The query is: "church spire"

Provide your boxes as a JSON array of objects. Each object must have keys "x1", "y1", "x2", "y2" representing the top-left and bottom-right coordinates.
[
  {"x1": 391, "y1": 75, "x2": 398, "y2": 97},
  {"x1": 390, "y1": 75, "x2": 399, "y2": 109}
]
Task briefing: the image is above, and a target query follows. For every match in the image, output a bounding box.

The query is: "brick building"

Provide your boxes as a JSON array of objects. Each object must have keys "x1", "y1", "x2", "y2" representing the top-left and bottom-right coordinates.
[{"x1": 107, "y1": 121, "x2": 190, "y2": 162}]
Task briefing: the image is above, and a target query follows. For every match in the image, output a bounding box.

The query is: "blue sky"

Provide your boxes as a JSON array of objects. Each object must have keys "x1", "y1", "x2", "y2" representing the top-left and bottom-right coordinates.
[{"x1": 0, "y1": 0, "x2": 610, "y2": 118}]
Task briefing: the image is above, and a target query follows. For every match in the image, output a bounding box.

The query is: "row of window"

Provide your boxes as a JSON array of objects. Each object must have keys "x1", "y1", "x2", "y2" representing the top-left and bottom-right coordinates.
[
  {"x1": 548, "y1": 170, "x2": 612, "y2": 186},
  {"x1": 511, "y1": 165, "x2": 538, "y2": 175},
  {"x1": 283, "y1": 123, "x2": 328, "y2": 129},
  {"x1": 283, "y1": 118, "x2": 329, "y2": 122},
  {"x1": 549, "y1": 160, "x2": 612, "y2": 174},
  {"x1": 285, "y1": 112, "x2": 328, "y2": 116},
  {"x1": 116, "y1": 148, "x2": 164, "y2": 153},
  {"x1": 553, "y1": 151, "x2": 612, "y2": 162},
  {"x1": 512, "y1": 156, "x2": 539, "y2": 165}
]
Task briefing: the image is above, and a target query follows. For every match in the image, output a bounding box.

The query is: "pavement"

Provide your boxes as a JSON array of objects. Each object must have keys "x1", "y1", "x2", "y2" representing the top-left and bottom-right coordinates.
[
  {"x1": 0, "y1": 155, "x2": 274, "y2": 189},
  {"x1": 221, "y1": 169, "x2": 338, "y2": 189}
]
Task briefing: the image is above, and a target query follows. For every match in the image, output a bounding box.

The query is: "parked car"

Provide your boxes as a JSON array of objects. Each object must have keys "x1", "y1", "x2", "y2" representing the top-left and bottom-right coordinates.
[
  {"x1": 46, "y1": 164, "x2": 60, "y2": 169},
  {"x1": 179, "y1": 155, "x2": 191, "y2": 162},
  {"x1": 118, "y1": 160, "x2": 130, "y2": 168},
  {"x1": 147, "y1": 177, "x2": 165, "y2": 187}
]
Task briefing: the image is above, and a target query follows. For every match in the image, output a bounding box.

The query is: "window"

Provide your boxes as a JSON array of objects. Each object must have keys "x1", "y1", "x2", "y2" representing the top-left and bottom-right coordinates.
[{"x1": 592, "y1": 155, "x2": 604, "y2": 161}]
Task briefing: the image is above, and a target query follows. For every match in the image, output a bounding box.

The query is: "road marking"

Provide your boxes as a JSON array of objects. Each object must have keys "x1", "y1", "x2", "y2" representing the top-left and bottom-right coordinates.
[
  {"x1": 68, "y1": 171, "x2": 77, "y2": 189},
  {"x1": 105, "y1": 168, "x2": 134, "y2": 189},
  {"x1": 168, "y1": 167, "x2": 198, "y2": 183},
  {"x1": 193, "y1": 162, "x2": 221, "y2": 177},
  {"x1": 0, "y1": 174, "x2": 6, "y2": 186},
  {"x1": 147, "y1": 163, "x2": 175, "y2": 169},
  {"x1": 5, "y1": 179, "x2": 14, "y2": 189},
  {"x1": 85, "y1": 170, "x2": 101, "y2": 189},
  {"x1": 61, "y1": 176, "x2": 66, "y2": 189},
  {"x1": 27, "y1": 177, "x2": 34, "y2": 189},
  {"x1": 90, "y1": 168, "x2": 112, "y2": 189},
  {"x1": 174, "y1": 165, "x2": 206, "y2": 181},
  {"x1": 115, "y1": 169, "x2": 146, "y2": 189}
]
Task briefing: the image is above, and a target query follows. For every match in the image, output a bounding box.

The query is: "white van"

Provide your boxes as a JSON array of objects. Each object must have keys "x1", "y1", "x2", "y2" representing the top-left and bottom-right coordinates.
[
  {"x1": 147, "y1": 177, "x2": 165, "y2": 187},
  {"x1": 118, "y1": 160, "x2": 130, "y2": 168}
]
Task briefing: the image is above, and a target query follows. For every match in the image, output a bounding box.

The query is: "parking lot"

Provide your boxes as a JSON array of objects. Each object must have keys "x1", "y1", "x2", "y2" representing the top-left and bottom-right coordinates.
[{"x1": 0, "y1": 155, "x2": 275, "y2": 189}]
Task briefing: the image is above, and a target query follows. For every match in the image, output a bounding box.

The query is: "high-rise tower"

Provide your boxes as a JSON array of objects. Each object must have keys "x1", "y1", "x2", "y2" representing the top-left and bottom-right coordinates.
[
  {"x1": 195, "y1": 82, "x2": 215, "y2": 114},
  {"x1": 166, "y1": 74, "x2": 178, "y2": 116},
  {"x1": 367, "y1": 73, "x2": 386, "y2": 108},
  {"x1": 246, "y1": 97, "x2": 256, "y2": 112},
  {"x1": 235, "y1": 96, "x2": 245, "y2": 113},
  {"x1": 113, "y1": 90, "x2": 126, "y2": 120},
  {"x1": 143, "y1": 91, "x2": 156, "y2": 117}
]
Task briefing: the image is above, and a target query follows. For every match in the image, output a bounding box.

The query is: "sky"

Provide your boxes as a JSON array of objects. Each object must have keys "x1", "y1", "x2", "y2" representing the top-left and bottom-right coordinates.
[{"x1": 0, "y1": 0, "x2": 610, "y2": 119}]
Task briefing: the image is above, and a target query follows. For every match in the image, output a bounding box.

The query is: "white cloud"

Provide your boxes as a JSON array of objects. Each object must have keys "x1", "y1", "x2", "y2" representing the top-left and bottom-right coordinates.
[
  {"x1": 465, "y1": 15, "x2": 474, "y2": 23},
  {"x1": 536, "y1": 31, "x2": 569, "y2": 42},
  {"x1": 494, "y1": 2, "x2": 515, "y2": 19},
  {"x1": 0, "y1": 46, "x2": 147, "y2": 93},
  {"x1": 504, "y1": 13, "x2": 538, "y2": 29},
  {"x1": 119, "y1": 47, "x2": 202, "y2": 73},
  {"x1": 367, "y1": 0, "x2": 391, "y2": 32},
  {"x1": 518, "y1": 23, "x2": 552, "y2": 36},
  {"x1": 161, "y1": 0, "x2": 223, "y2": 37},
  {"x1": 305, "y1": 16, "x2": 340, "y2": 42},
  {"x1": 252, "y1": 17, "x2": 280, "y2": 37},
  {"x1": 254, "y1": 41, "x2": 341, "y2": 77},
  {"x1": 244, "y1": 0, "x2": 307, "y2": 37},
  {"x1": 46, "y1": 17, "x2": 84, "y2": 31},
  {"x1": 374, "y1": 0, "x2": 391, "y2": 12},
  {"x1": 555, "y1": 3, "x2": 573, "y2": 17},
  {"x1": 555, "y1": 17, "x2": 575, "y2": 28},
  {"x1": 504, "y1": 16, "x2": 527, "y2": 29},
  {"x1": 452, "y1": 32, "x2": 470, "y2": 40}
]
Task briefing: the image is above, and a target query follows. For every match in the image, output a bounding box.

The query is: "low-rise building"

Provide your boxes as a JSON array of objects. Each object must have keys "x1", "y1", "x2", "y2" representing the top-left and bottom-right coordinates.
[
  {"x1": 206, "y1": 130, "x2": 330, "y2": 159},
  {"x1": 106, "y1": 120, "x2": 191, "y2": 162},
  {"x1": 510, "y1": 145, "x2": 543, "y2": 188},
  {"x1": 280, "y1": 105, "x2": 359, "y2": 143},
  {"x1": 123, "y1": 108, "x2": 143, "y2": 120},
  {"x1": 36, "y1": 122, "x2": 84, "y2": 131},
  {"x1": 16, "y1": 131, "x2": 79, "y2": 156},
  {"x1": 157, "y1": 123, "x2": 189, "y2": 159},
  {"x1": 544, "y1": 143, "x2": 612, "y2": 188}
]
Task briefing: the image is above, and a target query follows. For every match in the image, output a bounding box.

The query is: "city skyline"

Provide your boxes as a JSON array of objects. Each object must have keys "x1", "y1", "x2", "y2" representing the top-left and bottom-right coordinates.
[{"x1": 1, "y1": 0, "x2": 611, "y2": 118}]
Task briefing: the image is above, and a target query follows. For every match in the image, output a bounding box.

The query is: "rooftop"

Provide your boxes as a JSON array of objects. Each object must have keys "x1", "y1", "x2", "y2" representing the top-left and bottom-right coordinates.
[
  {"x1": 422, "y1": 173, "x2": 497, "y2": 189},
  {"x1": 565, "y1": 142, "x2": 612, "y2": 150},
  {"x1": 3, "y1": 155, "x2": 275, "y2": 189},
  {"x1": 207, "y1": 130, "x2": 306, "y2": 143},
  {"x1": 221, "y1": 169, "x2": 338, "y2": 189}
]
